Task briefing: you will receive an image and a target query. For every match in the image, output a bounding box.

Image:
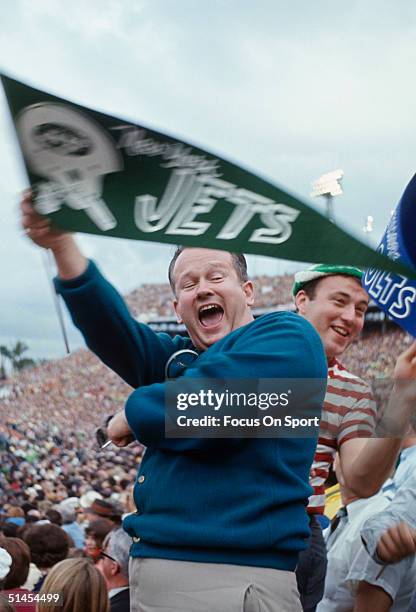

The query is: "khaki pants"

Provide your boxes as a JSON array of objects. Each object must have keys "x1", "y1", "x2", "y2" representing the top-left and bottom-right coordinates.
[{"x1": 129, "y1": 558, "x2": 302, "y2": 612}]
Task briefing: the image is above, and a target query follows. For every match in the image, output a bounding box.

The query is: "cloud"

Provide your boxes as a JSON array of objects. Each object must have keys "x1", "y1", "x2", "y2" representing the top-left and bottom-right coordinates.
[{"x1": 1, "y1": 0, "x2": 416, "y2": 357}]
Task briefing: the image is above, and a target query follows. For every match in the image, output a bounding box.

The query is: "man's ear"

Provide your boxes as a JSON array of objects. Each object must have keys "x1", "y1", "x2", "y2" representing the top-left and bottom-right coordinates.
[
  {"x1": 294, "y1": 290, "x2": 309, "y2": 315},
  {"x1": 243, "y1": 281, "x2": 255, "y2": 306},
  {"x1": 110, "y1": 562, "x2": 120, "y2": 577},
  {"x1": 173, "y1": 299, "x2": 183, "y2": 324}
]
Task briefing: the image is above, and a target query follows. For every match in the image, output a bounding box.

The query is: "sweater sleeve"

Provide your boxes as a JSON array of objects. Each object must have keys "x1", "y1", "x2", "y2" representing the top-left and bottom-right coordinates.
[
  {"x1": 125, "y1": 312, "x2": 327, "y2": 451},
  {"x1": 54, "y1": 260, "x2": 190, "y2": 389}
]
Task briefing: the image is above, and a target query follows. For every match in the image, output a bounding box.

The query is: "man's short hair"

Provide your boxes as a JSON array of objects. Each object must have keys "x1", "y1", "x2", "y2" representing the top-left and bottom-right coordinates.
[
  {"x1": 168, "y1": 246, "x2": 248, "y2": 293},
  {"x1": 297, "y1": 277, "x2": 324, "y2": 301},
  {"x1": 103, "y1": 528, "x2": 132, "y2": 579}
]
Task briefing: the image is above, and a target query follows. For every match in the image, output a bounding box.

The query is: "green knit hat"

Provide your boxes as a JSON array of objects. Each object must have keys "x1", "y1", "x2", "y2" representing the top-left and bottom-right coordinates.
[{"x1": 292, "y1": 264, "x2": 363, "y2": 296}]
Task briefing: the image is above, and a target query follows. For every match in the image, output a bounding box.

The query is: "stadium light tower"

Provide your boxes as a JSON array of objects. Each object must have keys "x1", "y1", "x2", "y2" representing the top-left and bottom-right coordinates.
[
  {"x1": 362, "y1": 215, "x2": 374, "y2": 244},
  {"x1": 363, "y1": 215, "x2": 374, "y2": 234},
  {"x1": 311, "y1": 169, "x2": 344, "y2": 222}
]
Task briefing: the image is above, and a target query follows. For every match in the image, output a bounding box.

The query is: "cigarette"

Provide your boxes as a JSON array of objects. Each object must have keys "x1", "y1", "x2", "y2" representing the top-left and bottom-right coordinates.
[{"x1": 101, "y1": 440, "x2": 113, "y2": 449}]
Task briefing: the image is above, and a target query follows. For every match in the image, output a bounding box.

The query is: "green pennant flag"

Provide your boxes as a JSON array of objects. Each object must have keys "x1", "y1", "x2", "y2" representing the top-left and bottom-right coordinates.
[{"x1": 2, "y1": 73, "x2": 415, "y2": 279}]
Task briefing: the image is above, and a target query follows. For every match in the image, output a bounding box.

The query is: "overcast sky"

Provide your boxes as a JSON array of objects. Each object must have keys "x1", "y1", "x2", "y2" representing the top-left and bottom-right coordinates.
[{"x1": 1, "y1": 0, "x2": 415, "y2": 359}]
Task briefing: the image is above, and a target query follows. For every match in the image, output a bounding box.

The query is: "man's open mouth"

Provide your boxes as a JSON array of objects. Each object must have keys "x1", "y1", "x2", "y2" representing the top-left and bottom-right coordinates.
[
  {"x1": 198, "y1": 304, "x2": 224, "y2": 328},
  {"x1": 332, "y1": 326, "x2": 348, "y2": 338}
]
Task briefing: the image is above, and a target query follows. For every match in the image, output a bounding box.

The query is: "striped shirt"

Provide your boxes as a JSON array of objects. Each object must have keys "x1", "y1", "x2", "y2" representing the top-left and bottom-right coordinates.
[{"x1": 308, "y1": 359, "x2": 377, "y2": 514}]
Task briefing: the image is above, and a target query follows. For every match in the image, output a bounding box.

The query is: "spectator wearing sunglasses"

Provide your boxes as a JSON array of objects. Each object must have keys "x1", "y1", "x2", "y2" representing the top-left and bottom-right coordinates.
[{"x1": 97, "y1": 528, "x2": 131, "y2": 612}]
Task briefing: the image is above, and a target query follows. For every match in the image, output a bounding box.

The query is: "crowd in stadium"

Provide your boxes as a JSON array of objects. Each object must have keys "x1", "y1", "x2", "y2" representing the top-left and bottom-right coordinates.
[
  {"x1": 125, "y1": 272, "x2": 297, "y2": 320},
  {"x1": 0, "y1": 350, "x2": 142, "y2": 511}
]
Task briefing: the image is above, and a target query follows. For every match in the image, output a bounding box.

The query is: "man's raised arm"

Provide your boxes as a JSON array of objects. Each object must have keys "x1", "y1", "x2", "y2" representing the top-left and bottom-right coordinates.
[
  {"x1": 20, "y1": 190, "x2": 189, "y2": 389},
  {"x1": 340, "y1": 342, "x2": 416, "y2": 498}
]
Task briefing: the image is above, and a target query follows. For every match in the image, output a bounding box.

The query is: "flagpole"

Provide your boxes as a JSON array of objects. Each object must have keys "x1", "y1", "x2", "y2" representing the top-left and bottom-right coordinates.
[{"x1": 43, "y1": 249, "x2": 70, "y2": 354}]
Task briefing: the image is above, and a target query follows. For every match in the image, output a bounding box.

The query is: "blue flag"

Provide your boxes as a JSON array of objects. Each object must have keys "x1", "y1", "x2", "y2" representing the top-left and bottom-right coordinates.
[{"x1": 363, "y1": 175, "x2": 416, "y2": 336}]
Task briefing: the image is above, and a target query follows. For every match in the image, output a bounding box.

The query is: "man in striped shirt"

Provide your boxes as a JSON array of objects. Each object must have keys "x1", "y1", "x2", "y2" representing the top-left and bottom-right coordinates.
[{"x1": 292, "y1": 264, "x2": 414, "y2": 612}]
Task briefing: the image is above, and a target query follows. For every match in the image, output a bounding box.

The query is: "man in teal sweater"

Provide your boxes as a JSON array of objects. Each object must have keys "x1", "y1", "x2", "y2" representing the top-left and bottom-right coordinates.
[{"x1": 21, "y1": 193, "x2": 327, "y2": 612}]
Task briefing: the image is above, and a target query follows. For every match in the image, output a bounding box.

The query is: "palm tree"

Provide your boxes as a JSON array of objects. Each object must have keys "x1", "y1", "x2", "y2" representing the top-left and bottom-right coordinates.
[
  {"x1": 0, "y1": 345, "x2": 12, "y2": 379},
  {"x1": 10, "y1": 341, "x2": 29, "y2": 371},
  {"x1": 0, "y1": 341, "x2": 35, "y2": 375}
]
